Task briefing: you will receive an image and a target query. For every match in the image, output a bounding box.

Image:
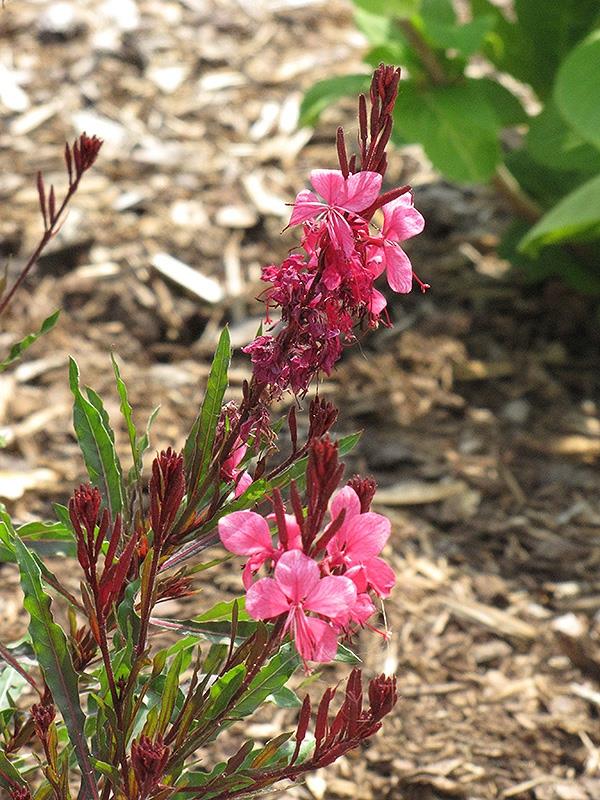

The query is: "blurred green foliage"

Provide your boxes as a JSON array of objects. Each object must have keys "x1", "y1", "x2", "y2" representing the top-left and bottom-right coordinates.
[{"x1": 301, "y1": 0, "x2": 600, "y2": 290}]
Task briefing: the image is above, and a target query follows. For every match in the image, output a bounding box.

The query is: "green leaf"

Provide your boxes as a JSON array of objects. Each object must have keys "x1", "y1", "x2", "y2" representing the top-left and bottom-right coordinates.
[
  {"x1": 335, "y1": 643, "x2": 362, "y2": 665},
  {"x1": 150, "y1": 616, "x2": 259, "y2": 646},
  {"x1": 1, "y1": 519, "x2": 75, "y2": 561},
  {"x1": 205, "y1": 664, "x2": 246, "y2": 720},
  {"x1": 111, "y1": 354, "x2": 142, "y2": 484},
  {"x1": 393, "y1": 80, "x2": 500, "y2": 182},
  {"x1": 195, "y1": 598, "x2": 251, "y2": 623},
  {"x1": 299, "y1": 74, "x2": 371, "y2": 127},
  {"x1": 233, "y1": 645, "x2": 300, "y2": 718},
  {"x1": 0, "y1": 749, "x2": 25, "y2": 791},
  {"x1": 526, "y1": 101, "x2": 600, "y2": 174},
  {"x1": 268, "y1": 685, "x2": 302, "y2": 708},
  {"x1": 353, "y1": 7, "x2": 394, "y2": 46},
  {"x1": 69, "y1": 357, "x2": 124, "y2": 518},
  {"x1": 519, "y1": 173, "x2": 600, "y2": 255},
  {"x1": 555, "y1": 32, "x2": 600, "y2": 151},
  {"x1": 420, "y1": 0, "x2": 494, "y2": 57},
  {"x1": 499, "y1": 221, "x2": 600, "y2": 293},
  {"x1": 473, "y1": 0, "x2": 600, "y2": 98},
  {"x1": 183, "y1": 328, "x2": 231, "y2": 498},
  {"x1": 351, "y1": 0, "x2": 420, "y2": 17},
  {"x1": 477, "y1": 78, "x2": 527, "y2": 127},
  {"x1": 156, "y1": 652, "x2": 184, "y2": 736},
  {"x1": 14, "y1": 535, "x2": 99, "y2": 800},
  {"x1": 0, "y1": 310, "x2": 60, "y2": 373}
]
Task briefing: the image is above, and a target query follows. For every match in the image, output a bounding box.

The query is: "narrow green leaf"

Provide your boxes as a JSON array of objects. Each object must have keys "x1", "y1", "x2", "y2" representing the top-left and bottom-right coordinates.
[
  {"x1": 14, "y1": 536, "x2": 99, "y2": 800},
  {"x1": 519, "y1": 173, "x2": 600, "y2": 255},
  {"x1": 194, "y1": 598, "x2": 250, "y2": 624},
  {"x1": 150, "y1": 616, "x2": 259, "y2": 646},
  {"x1": 69, "y1": 357, "x2": 123, "y2": 518},
  {"x1": 0, "y1": 310, "x2": 60, "y2": 373},
  {"x1": 232, "y1": 646, "x2": 300, "y2": 718},
  {"x1": 0, "y1": 749, "x2": 25, "y2": 790},
  {"x1": 183, "y1": 328, "x2": 231, "y2": 496},
  {"x1": 205, "y1": 664, "x2": 246, "y2": 720},
  {"x1": 111, "y1": 354, "x2": 142, "y2": 483},
  {"x1": 157, "y1": 652, "x2": 184, "y2": 736}
]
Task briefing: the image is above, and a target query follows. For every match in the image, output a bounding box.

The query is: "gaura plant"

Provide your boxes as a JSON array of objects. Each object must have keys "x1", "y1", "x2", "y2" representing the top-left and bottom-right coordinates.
[{"x1": 0, "y1": 65, "x2": 424, "y2": 800}]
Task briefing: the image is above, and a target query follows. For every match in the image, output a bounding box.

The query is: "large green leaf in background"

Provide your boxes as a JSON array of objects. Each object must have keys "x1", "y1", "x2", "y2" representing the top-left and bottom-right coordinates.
[
  {"x1": 555, "y1": 32, "x2": 600, "y2": 152},
  {"x1": 420, "y1": 0, "x2": 494, "y2": 58},
  {"x1": 69, "y1": 357, "x2": 124, "y2": 518},
  {"x1": 351, "y1": 0, "x2": 420, "y2": 19},
  {"x1": 393, "y1": 79, "x2": 500, "y2": 182},
  {"x1": 300, "y1": 74, "x2": 371, "y2": 127},
  {"x1": 14, "y1": 536, "x2": 99, "y2": 800},
  {"x1": 519, "y1": 173, "x2": 600, "y2": 255},
  {"x1": 526, "y1": 101, "x2": 600, "y2": 175},
  {"x1": 472, "y1": 0, "x2": 600, "y2": 98}
]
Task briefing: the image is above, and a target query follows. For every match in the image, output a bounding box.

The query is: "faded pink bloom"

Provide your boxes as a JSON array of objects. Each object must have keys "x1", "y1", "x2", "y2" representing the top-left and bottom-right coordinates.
[
  {"x1": 326, "y1": 487, "x2": 395, "y2": 598},
  {"x1": 246, "y1": 550, "x2": 357, "y2": 663},
  {"x1": 368, "y1": 191, "x2": 425, "y2": 293},
  {"x1": 290, "y1": 169, "x2": 382, "y2": 256}
]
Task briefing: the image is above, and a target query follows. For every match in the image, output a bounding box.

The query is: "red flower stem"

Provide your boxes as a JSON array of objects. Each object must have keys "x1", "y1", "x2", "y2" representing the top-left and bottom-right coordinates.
[{"x1": 0, "y1": 177, "x2": 81, "y2": 318}]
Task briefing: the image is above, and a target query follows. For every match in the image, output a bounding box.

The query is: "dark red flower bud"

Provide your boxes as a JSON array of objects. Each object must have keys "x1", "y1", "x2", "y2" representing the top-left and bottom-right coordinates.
[
  {"x1": 131, "y1": 735, "x2": 170, "y2": 797},
  {"x1": 308, "y1": 397, "x2": 338, "y2": 440},
  {"x1": 347, "y1": 475, "x2": 378, "y2": 512},
  {"x1": 9, "y1": 788, "x2": 32, "y2": 800},
  {"x1": 70, "y1": 133, "x2": 103, "y2": 180},
  {"x1": 368, "y1": 673, "x2": 397, "y2": 720},
  {"x1": 31, "y1": 701, "x2": 56, "y2": 741},
  {"x1": 149, "y1": 448, "x2": 185, "y2": 547},
  {"x1": 69, "y1": 484, "x2": 101, "y2": 540}
]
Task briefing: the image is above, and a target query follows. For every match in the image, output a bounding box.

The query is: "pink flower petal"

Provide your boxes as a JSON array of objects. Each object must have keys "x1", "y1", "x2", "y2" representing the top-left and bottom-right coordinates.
[
  {"x1": 293, "y1": 611, "x2": 339, "y2": 663},
  {"x1": 246, "y1": 577, "x2": 290, "y2": 619},
  {"x1": 330, "y1": 486, "x2": 361, "y2": 525},
  {"x1": 289, "y1": 190, "x2": 324, "y2": 226},
  {"x1": 219, "y1": 511, "x2": 273, "y2": 555},
  {"x1": 343, "y1": 171, "x2": 382, "y2": 212},
  {"x1": 384, "y1": 242, "x2": 413, "y2": 294},
  {"x1": 310, "y1": 169, "x2": 346, "y2": 205},
  {"x1": 369, "y1": 288, "x2": 387, "y2": 315},
  {"x1": 274, "y1": 550, "x2": 320, "y2": 603},
  {"x1": 327, "y1": 211, "x2": 356, "y2": 257},
  {"x1": 350, "y1": 593, "x2": 377, "y2": 624},
  {"x1": 304, "y1": 575, "x2": 357, "y2": 618},
  {"x1": 382, "y1": 193, "x2": 425, "y2": 242},
  {"x1": 233, "y1": 470, "x2": 253, "y2": 498},
  {"x1": 343, "y1": 512, "x2": 391, "y2": 560},
  {"x1": 365, "y1": 557, "x2": 396, "y2": 598}
]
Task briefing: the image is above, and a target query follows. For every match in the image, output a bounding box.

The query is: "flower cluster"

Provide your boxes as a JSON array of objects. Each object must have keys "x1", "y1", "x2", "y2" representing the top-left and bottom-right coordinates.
[
  {"x1": 219, "y1": 439, "x2": 394, "y2": 665},
  {"x1": 244, "y1": 65, "x2": 425, "y2": 397}
]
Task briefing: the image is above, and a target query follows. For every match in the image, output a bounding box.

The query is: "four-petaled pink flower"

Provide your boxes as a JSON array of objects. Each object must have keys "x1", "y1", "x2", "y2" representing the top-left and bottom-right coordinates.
[
  {"x1": 290, "y1": 169, "x2": 382, "y2": 257},
  {"x1": 245, "y1": 550, "x2": 357, "y2": 663},
  {"x1": 219, "y1": 510, "x2": 301, "y2": 589},
  {"x1": 368, "y1": 191, "x2": 425, "y2": 294},
  {"x1": 326, "y1": 487, "x2": 395, "y2": 598}
]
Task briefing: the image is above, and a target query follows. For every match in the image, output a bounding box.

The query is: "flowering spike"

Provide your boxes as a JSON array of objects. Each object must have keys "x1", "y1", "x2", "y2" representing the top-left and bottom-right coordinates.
[
  {"x1": 150, "y1": 448, "x2": 185, "y2": 547},
  {"x1": 36, "y1": 172, "x2": 47, "y2": 230},
  {"x1": 336, "y1": 127, "x2": 349, "y2": 179},
  {"x1": 131, "y1": 735, "x2": 170, "y2": 798}
]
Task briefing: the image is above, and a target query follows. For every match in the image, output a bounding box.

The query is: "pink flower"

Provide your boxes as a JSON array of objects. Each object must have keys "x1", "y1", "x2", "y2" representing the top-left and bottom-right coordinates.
[
  {"x1": 290, "y1": 169, "x2": 382, "y2": 257},
  {"x1": 368, "y1": 191, "x2": 424, "y2": 294},
  {"x1": 326, "y1": 487, "x2": 395, "y2": 598},
  {"x1": 221, "y1": 440, "x2": 252, "y2": 498},
  {"x1": 246, "y1": 550, "x2": 357, "y2": 663},
  {"x1": 219, "y1": 511, "x2": 280, "y2": 589}
]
